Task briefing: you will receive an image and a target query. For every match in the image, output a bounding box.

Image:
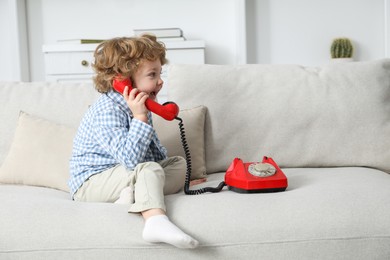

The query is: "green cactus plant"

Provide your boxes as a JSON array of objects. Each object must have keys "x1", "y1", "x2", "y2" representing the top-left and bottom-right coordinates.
[{"x1": 330, "y1": 38, "x2": 353, "y2": 59}]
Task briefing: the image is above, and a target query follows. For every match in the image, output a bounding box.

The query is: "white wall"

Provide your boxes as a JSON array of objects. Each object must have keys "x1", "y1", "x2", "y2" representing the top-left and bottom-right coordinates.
[
  {"x1": 0, "y1": 1, "x2": 12, "y2": 80},
  {"x1": 1, "y1": 0, "x2": 389, "y2": 81},
  {"x1": 0, "y1": 0, "x2": 29, "y2": 81},
  {"x1": 26, "y1": 0, "x2": 245, "y2": 81},
  {"x1": 247, "y1": 0, "x2": 386, "y2": 65}
]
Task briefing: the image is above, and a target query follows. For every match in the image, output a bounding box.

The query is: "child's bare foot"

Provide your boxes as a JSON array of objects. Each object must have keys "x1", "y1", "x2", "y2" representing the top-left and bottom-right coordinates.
[{"x1": 190, "y1": 178, "x2": 207, "y2": 187}]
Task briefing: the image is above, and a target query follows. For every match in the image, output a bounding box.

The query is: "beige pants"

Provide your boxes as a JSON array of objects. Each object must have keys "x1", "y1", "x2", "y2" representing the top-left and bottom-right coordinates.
[{"x1": 73, "y1": 156, "x2": 186, "y2": 213}]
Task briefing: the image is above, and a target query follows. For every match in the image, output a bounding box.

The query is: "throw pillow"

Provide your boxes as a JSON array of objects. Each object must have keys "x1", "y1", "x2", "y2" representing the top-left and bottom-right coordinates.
[
  {"x1": 153, "y1": 106, "x2": 207, "y2": 180},
  {"x1": 0, "y1": 112, "x2": 76, "y2": 192}
]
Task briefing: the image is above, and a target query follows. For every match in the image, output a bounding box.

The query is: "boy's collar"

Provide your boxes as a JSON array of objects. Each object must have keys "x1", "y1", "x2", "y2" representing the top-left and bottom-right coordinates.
[{"x1": 106, "y1": 89, "x2": 132, "y2": 115}]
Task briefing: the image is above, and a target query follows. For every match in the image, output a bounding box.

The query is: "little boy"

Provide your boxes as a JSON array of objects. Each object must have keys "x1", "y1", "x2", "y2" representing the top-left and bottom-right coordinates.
[{"x1": 68, "y1": 35, "x2": 199, "y2": 249}]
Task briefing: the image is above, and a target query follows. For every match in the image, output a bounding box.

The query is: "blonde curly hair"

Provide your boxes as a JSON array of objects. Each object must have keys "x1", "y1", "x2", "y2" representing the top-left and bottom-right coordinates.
[{"x1": 92, "y1": 34, "x2": 167, "y2": 93}]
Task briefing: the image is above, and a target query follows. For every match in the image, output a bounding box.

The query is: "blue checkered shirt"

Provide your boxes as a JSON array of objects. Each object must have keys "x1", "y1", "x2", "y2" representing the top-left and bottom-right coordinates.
[{"x1": 68, "y1": 90, "x2": 167, "y2": 197}]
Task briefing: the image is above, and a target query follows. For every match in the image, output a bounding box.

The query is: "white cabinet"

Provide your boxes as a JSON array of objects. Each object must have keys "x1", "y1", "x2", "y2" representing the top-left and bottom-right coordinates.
[{"x1": 42, "y1": 41, "x2": 205, "y2": 101}]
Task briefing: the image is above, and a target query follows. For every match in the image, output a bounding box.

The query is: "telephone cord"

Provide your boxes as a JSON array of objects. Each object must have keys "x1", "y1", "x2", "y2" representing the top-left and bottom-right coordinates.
[{"x1": 175, "y1": 117, "x2": 226, "y2": 195}]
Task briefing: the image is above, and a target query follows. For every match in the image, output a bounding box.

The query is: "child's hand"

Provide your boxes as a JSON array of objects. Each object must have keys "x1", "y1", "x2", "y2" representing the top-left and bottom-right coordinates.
[{"x1": 123, "y1": 86, "x2": 149, "y2": 123}]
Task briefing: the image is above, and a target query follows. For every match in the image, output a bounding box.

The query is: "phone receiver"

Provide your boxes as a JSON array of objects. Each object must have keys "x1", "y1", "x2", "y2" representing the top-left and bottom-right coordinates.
[{"x1": 112, "y1": 78, "x2": 179, "y2": 121}]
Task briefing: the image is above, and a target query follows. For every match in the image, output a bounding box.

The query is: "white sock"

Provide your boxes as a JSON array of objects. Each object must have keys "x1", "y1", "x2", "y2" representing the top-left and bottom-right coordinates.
[
  {"x1": 142, "y1": 215, "x2": 199, "y2": 249},
  {"x1": 114, "y1": 186, "x2": 134, "y2": 204}
]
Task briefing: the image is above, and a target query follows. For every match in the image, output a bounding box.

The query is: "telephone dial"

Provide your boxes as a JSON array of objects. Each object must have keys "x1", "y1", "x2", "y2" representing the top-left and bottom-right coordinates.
[{"x1": 113, "y1": 78, "x2": 288, "y2": 195}]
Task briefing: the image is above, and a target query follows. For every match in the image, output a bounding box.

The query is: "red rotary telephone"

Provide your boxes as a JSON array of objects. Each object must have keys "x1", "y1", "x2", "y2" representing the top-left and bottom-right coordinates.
[
  {"x1": 112, "y1": 78, "x2": 179, "y2": 121},
  {"x1": 225, "y1": 156, "x2": 288, "y2": 193}
]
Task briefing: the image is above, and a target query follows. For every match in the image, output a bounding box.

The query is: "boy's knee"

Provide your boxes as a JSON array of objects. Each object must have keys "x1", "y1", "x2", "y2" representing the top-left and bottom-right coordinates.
[
  {"x1": 137, "y1": 161, "x2": 165, "y2": 179},
  {"x1": 136, "y1": 161, "x2": 161, "y2": 171},
  {"x1": 160, "y1": 156, "x2": 186, "y2": 169},
  {"x1": 173, "y1": 156, "x2": 186, "y2": 168}
]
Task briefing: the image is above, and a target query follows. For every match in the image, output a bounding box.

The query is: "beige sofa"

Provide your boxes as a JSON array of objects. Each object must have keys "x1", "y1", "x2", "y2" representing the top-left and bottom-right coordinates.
[{"x1": 1, "y1": 59, "x2": 390, "y2": 259}]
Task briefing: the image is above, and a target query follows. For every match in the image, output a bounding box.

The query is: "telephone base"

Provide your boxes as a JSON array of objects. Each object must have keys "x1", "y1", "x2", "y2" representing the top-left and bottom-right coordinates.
[
  {"x1": 225, "y1": 156, "x2": 288, "y2": 193},
  {"x1": 228, "y1": 186, "x2": 287, "y2": 194}
]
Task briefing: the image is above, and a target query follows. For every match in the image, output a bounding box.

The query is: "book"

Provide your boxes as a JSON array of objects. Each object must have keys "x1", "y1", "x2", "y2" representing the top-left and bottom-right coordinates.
[
  {"x1": 57, "y1": 39, "x2": 105, "y2": 44},
  {"x1": 133, "y1": 28, "x2": 183, "y2": 38}
]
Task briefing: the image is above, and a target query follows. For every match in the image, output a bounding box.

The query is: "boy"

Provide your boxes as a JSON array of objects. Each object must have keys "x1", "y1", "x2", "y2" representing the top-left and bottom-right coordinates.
[{"x1": 68, "y1": 35, "x2": 199, "y2": 249}]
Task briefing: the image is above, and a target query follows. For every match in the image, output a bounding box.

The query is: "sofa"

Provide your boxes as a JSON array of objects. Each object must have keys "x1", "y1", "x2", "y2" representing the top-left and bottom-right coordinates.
[{"x1": 1, "y1": 59, "x2": 389, "y2": 259}]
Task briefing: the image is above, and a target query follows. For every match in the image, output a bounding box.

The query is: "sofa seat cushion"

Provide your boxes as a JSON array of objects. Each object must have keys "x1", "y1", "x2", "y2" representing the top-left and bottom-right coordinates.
[
  {"x1": 167, "y1": 60, "x2": 390, "y2": 174},
  {"x1": 1, "y1": 167, "x2": 389, "y2": 259}
]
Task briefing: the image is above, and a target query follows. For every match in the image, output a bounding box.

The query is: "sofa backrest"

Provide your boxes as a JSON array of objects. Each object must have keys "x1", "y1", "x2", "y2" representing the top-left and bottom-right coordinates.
[
  {"x1": 167, "y1": 60, "x2": 390, "y2": 174},
  {"x1": 0, "y1": 82, "x2": 100, "y2": 165}
]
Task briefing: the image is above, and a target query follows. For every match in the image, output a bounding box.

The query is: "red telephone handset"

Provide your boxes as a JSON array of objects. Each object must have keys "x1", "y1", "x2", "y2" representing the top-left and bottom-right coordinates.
[{"x1": 112, "y1": 78, "x2": 179, "y2": 121}]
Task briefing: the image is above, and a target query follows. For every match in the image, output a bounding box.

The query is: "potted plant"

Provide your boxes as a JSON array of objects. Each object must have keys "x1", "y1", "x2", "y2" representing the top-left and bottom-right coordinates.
[{"x1": 330, "y1": 38, "x2": 354, "y2": 62}]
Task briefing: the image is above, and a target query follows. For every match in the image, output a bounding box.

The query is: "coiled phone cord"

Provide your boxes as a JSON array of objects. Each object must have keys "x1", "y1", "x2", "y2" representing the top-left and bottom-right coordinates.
[{"x1": 176, "y1": 117, "x2": 226, "y2": 195}]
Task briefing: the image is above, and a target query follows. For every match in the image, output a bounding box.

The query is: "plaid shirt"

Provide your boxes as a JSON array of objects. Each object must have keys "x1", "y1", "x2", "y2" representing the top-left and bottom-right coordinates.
[{"x1": 68, "y1": 90, "x2": 167, "y2": 197}]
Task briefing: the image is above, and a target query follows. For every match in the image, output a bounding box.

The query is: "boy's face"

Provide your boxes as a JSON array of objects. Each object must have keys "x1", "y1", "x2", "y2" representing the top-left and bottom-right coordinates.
[{"x1": 132, "y1": 59, "x2": 163, "y2": 101}]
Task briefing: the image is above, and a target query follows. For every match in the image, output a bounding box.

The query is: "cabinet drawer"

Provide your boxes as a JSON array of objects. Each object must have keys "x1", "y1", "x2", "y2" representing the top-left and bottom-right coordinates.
[{"x1": 44, "y1": 52, "x2": 94, "y2": 75}]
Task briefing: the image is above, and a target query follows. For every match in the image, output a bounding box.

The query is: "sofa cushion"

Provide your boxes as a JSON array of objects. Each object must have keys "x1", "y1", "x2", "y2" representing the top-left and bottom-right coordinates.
[
  {"x1": 1, "y1": 167, "x2": 390, "y2": 259},
  {"x1": 0, "y1": 112, "x2": 76, "y2": 192},
  {"x1": 167, "y1": 60, "x2": 390, "y2": 174},
  {"x1": 0, "y1": 81, "x2": 100, "y2": 166},
  {"x1": 153, "y1": 106, "x2": 207, "y2": 180}
]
